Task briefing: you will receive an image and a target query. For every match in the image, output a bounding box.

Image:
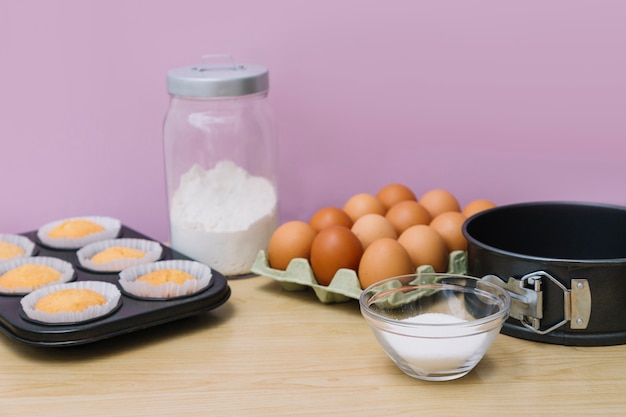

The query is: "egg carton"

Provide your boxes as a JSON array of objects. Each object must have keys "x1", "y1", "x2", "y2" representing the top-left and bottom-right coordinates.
[{"x1": 251, "y1": 250, "x2": 468, "y2": 304}]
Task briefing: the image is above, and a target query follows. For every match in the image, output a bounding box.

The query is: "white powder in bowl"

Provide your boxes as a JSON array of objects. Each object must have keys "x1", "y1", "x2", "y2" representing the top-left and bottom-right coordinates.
[
  {"x1": 169, "y1": 160, "x2": 278, "y2": 275},
  {"x1": 381, "y1": 312, "x2": 491, "y2": 374}
]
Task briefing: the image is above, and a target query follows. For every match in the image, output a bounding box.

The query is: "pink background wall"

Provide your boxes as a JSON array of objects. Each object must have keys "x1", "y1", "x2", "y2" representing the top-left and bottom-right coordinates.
[{"x1": 1, "y1": 0, "x2": 625, "y2": 242}]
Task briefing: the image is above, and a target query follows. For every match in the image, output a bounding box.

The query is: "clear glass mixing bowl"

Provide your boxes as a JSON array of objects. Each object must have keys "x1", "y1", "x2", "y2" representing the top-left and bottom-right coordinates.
[{"x1": 360, "y1": 273, "x2": 511, "y2": 381}]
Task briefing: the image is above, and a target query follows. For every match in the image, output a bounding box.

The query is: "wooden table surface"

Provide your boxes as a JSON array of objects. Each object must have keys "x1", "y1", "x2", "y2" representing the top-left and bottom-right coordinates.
[{"x1": 1, "y1": 274, "x2": 625, "y2": 416}]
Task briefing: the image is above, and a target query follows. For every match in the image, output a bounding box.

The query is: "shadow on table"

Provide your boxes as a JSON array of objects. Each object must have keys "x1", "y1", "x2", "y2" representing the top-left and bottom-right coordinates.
[{"x1": 5, "y1": 302, "x2": 235, "y2": 362}]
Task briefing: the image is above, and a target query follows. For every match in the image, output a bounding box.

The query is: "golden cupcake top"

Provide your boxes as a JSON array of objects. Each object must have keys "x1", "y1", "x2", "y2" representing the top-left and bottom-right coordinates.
[
  {"x1": 91, "y1": 246, "x2": 146, "y2": 264},
  {"x1": 34, "y1": 288, "x2": 107, "y2": 314},
  {"x1": 137, "y1": 269, "x2": 196, "y2": 286},
  {"x1": 0, "y1": 241, "x2": 25, "y2": 260},
  {"x1": 0, "y1": 264, "x2": 62, "y2": 289},
  {"x1": 48, "y1": 219, "x2": 105, "y2": 239}
]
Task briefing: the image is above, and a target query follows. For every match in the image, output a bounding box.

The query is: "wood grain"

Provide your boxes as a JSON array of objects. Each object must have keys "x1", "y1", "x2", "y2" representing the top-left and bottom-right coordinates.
[{"x1": 1, "y1": 275, "x2": 625, "y2": 416}]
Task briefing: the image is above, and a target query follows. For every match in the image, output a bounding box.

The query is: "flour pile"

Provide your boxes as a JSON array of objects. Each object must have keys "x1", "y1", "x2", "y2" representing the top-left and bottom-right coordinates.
[{"x1": 170, "y1": 160, "x2": 277, "y2": 275}]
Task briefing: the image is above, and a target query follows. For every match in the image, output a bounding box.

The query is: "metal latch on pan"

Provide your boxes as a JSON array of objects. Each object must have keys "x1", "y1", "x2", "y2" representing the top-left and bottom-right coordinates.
[{"x1": 482, "y1": 272, "x2": 592, "y2": 335}]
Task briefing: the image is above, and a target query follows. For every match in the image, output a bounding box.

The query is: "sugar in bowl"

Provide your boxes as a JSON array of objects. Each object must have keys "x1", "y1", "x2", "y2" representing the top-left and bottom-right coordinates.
[{"x1": 360, "y1": 273, "x2": 511, "y2": 381}]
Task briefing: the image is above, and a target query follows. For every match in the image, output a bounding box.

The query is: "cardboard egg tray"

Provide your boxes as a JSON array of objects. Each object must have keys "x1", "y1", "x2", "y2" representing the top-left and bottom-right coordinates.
[
  {"x1": 251, "y1": 250, "x2": 468, "y2": 303},
  {"x1": 0, "y1": 225, "x2": 231, "y2": 347}
]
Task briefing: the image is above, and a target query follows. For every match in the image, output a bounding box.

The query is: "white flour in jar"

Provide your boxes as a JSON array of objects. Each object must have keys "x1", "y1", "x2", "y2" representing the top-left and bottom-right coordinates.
[
  {"x1": 382, "y1": 312, "x2": 491, "y2": 374},
  {"x1": 169, "y1": 160, "x2": 277, "y2": 275}
]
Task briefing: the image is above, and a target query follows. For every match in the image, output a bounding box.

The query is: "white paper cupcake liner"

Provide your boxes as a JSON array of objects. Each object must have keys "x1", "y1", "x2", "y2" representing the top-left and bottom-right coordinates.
[
  {"x1": 0, "y1": 256, "x2": 75, "y2": 295},
  {"x1": 77, "y1": 238, "x2": 163, "y2": 272},
  {"x1": 20, "y1": 281, "x2": 121, "y2": 324},
  {"x1": 0, "y1": 234, "x2": 36, "y2": 261},
  {"x1": 37, "y1": 216, "x2": 122, "y2": 249},
  {"x1": 119, "y1": 260, "x2": 213, "y2": 299}
]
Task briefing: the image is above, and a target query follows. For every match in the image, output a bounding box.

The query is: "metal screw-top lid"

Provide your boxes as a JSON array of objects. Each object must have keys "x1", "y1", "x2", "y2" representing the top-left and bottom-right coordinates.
[{"x1": 166, "y1": 54, "x2": 269, "y2": 98}]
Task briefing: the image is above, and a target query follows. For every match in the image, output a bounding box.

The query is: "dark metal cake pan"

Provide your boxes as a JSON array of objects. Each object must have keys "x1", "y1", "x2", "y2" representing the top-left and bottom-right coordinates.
[{"x1": 463, "y1": 201, "x2": 626, "y2": 346}]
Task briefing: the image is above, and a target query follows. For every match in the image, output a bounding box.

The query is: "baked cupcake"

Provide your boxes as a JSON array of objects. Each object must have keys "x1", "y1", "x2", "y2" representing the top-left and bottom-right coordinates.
[
  {"x1": 77, "y1": 238, "x2": 163, "y2": 272},
  {"x1": 20, "y1": 281, "x2": 121, "y2": 324},
  {"x1": 37, "y1": 216, "x2": 121, "y2": 249},
  {"x1": 0, "y1": 234, "x2": 35, "y2": 260},
  {"x1": 0, "y1": 256, "x2": 75, "y2": 295},
  {"x1": 119, "y1": 260, "x2": 212, "y2": 299}
]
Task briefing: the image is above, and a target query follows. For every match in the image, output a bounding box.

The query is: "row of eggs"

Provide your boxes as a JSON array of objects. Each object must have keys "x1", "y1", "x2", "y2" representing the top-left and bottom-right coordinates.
[{"x1": 267, "y1": 184, "x2": 496, "y2": 290}]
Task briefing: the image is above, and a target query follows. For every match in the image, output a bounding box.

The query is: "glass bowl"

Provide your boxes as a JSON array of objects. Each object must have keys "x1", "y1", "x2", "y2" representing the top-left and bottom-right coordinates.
[{"x1": 359, "y1": 273, "x2": 511, "y2": 381}]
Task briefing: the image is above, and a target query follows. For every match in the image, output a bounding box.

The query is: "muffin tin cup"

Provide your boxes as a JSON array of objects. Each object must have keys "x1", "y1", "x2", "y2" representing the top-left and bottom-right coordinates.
[
  {"x1": 119, "y1": 259, "x2": 213, "y2": 300},
  {"x1": 0, "y1": 234, "x2": 36, "y2": 260},
  {"x1": 0, "y1": 256, "x2": 75, "y2": 295},
  {"x1": 37, "y1": 216, "x2": 122, "y2": 249},
  {"x1": 77, "y1": 238, "x2": 163, "y2": 272},
  {"x1": 20, "y1": 281, "x2": 121, "y2": 325}
]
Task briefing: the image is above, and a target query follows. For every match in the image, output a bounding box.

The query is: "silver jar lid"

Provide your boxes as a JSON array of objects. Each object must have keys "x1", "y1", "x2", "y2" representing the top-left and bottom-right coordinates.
[{"x1": 166, "y1": 54, "x2": 269, "y2": 98}]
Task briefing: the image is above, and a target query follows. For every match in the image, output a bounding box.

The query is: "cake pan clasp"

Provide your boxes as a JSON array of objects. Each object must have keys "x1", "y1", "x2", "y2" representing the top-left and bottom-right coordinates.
[{"x1": 482, "y1": 272, "x2": 591, "y2": 335}]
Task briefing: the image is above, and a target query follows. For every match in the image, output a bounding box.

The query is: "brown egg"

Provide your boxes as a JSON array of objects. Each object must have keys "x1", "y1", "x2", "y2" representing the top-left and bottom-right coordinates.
[
  {"x1": 309, "y1": 225, "x2": 364, "y2": 286},
  {"x1": 358, "y1": 238, "x2": 415, "y2": 289},
  {"x1": 343, "y1": 193, "x2": 386, "y2": 222},
  {"x1": 385, "y1": 200, "x2": 432, "y2": 235},
  {"x1": 376, "y1": 183, "x2": 417, "y2": 210},
  {"x1": 309, "y1": 206, "x2": 353, "y2": 232},
  {"x1": 462, "y1": 199, "x2": 497, "y2": 218},
  {"x1": 351, "y1": 213, "x2": 397, "y2": 250},
  {"x1": 429, "y1": 211, "x2": 468, "y2": 252},
  {"x1": 398, "y1": 225, "x2": 449, "y2": 272},
  {"x1": 419, "y1": 189, "x2": 461, "y2": 218},
  {"x1": 267, "y1": 221, "x2": 317, "y2": 270}
]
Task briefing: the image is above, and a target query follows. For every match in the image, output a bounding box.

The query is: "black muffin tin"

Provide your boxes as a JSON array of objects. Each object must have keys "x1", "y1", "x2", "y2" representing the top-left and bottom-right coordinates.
[{"x1": 0, "y1": 225, "x2": 231, "y2": 347}]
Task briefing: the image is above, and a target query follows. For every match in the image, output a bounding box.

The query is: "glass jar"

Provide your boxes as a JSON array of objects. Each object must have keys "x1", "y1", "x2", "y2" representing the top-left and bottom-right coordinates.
[{"x1": 163, "y1": 55, "x2": 278, "y2": 276}]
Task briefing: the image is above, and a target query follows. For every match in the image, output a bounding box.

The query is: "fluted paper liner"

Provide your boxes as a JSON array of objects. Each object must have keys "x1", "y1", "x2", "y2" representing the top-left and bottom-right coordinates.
[
  {"x1": 21, "y1": 281, "x2": 121, "y2": 324},
  {"x1": 0, "y1": 234, "x2": 36, "y2": 260},
  {"x1": 0, "y1": 256, "x2": 75, "y2": 295},
  {"x1": 251, "y1": 250, "x2": 468, "y2": 304},
  {"x1": 37, "y1": 216, "x2": 122, "y2": 249},
  {"x1": 77, "y1": 238, "x2": 163, "y2": 272},
  {"x1": 118, "y1": 260, "x2": 213, "y2": 299}
]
